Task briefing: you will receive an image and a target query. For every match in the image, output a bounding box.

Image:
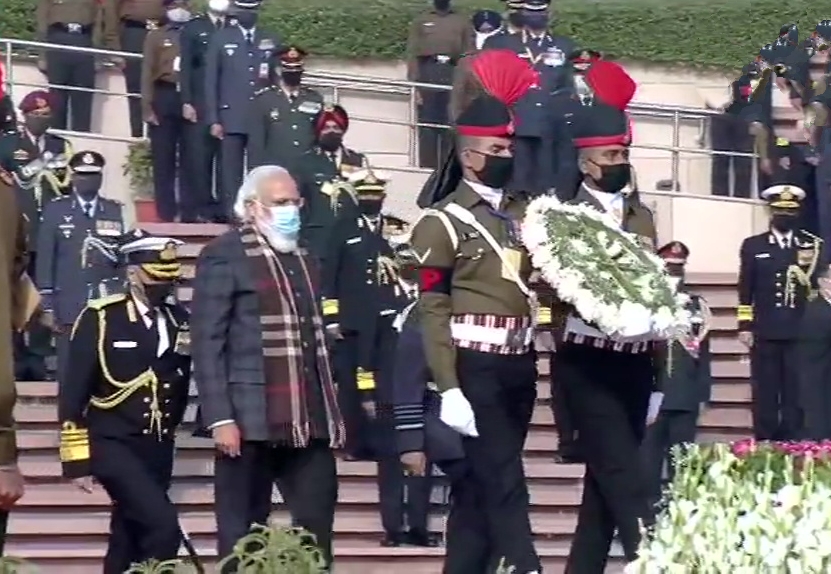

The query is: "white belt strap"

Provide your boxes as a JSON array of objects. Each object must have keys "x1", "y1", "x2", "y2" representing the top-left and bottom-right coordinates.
[
  {"x1": 422, "y1": 208, "x2": 459, "y2": 251},
  {"x1": 443, "y1": 203, "x2": 531, "y2": 297},
  {"x1": 393, "y1": 301, "x2": 418, "y2": 332}
]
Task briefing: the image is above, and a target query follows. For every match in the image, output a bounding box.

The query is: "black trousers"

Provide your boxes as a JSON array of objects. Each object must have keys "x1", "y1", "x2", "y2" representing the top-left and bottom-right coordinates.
[
  {"x1": 0, "y1": 510, "x2": 7, "y2": 556},
  {"x1": 55, "y1": 327, "x2": 72, "y2": 387},
  {"x1": 120, "y1": 23, "x2": 149, "y2": 138},
  {"x1": 416, "y1": 59, "x2": 453, "y2": 170},
  {"x1": 89, "y1": 435, "x2": 180, "y2": 574},
  {"x1": 183, "y1": 120, "x2": 220, "y2": 221},
  {"x1": 457, "y1": 348, "x2": 539, "y2": 573},
  {"x1": 149, "y1": 83, "x2": 188, "y2": 222},
  {"x1": 13, "y1": 254, "x2": 51, "y2": 380},
  {"x1": 219, "y1": 134, "x2": 247, "y2": 219},
  {"x1": 45, "y1": 29, "x2": 95, "y2": 132},
  {"x1": 377, "y1": 455, "x2": 432, "y2": 534},
  {"x1": 751, "y1": 338, "x2": 801, "y2": 440},
  {"x1": 641, "y1": 409, "x2": 698, "y2": 507},
  {"x1": 334, "y1": 333, "x2": 374, "y2": 458},
  {"x1": 556, "y1": 344, "x2": 653, "y2": 572},
  {"x1": 214, "y1": 439, "x2": 338, "y2": 571},
  {"x1": 439, "y1": 458, "x2": 491, "y2": 574},
  {"x1": 511, "y1": 136, "x2": 553, "y2": 196},
  {"x1": 710, "y1": 114, "x2": 753, "y2": 198},
  {"x1": 549, "y1": 371, "x2": 577, "y2": 457}
]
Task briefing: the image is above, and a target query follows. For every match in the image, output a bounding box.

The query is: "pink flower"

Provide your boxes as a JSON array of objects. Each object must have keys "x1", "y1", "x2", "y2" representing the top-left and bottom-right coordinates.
[{"x1": 731, "y1": 439, "x2": 756, "y2": 458}]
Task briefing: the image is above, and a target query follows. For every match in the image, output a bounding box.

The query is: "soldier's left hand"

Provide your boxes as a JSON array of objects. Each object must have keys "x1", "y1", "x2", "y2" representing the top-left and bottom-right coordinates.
[{"x1": 361, "y1": 400, "x2": 376, "y2": 418}]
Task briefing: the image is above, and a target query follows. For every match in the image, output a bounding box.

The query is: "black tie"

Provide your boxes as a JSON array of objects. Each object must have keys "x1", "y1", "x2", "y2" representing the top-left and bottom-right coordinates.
[
  {"x1": 245, "y1": 31, "x2": 253, "y2": 44},
  {"x1": 83, "y1": 202, "x2": 93, "y2": 218}
]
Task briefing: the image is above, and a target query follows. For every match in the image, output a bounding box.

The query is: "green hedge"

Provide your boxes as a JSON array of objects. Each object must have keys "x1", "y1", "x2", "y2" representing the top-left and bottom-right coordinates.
[{"x1": 0, "y1": 0, "x2": 827, "y2": 70}]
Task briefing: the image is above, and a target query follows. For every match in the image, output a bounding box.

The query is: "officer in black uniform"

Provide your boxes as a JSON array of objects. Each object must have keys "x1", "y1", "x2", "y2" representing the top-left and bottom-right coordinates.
[
  {"x1": 321, "y1": 170, "x2": 409, "y2": 468},
  {"x1": 491, "y1": 0, "x2": 574, "y2": 195},
  {"x1": 738, "y1": 185, "x2": 827, "y2": 441},
  {"x1": 58, "y1": 231, "x2": 191, "y2": 574},
  {"x1": 179, "y1": 0, "x2": 230, "y2": 222},
  {"x1": 246, "y1": 46, "x2": 324, "y2": 171},
  {"x1": 472, "y1": 10, "x2": 502, "y2": 50},
  {"x1": 292, "y1": 104, "x2": 367, "y2": 263},
  {"x1": 36, "y1": 151, "x2": 125, "y2": 386},
  {"x1": 481, "y1": 0, "x2": 523, "y2": 48},
  {"x1": 772, "y1": 136, "x2": 819, "y2": 235},
  {"x1": 0, "y1": 91, "x2": 74, "y2": 380},
  {"x1": 204, "y1": 0, "x2": 282, "y2": 221},
  {"x1": 642, "y1": 241, "x2": 713, "y2": 508}
]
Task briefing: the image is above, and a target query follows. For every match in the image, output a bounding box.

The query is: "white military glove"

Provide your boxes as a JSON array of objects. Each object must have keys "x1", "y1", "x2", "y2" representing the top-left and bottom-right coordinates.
[
  {"x1": 646, "y1": 391, "x2": 664, "y2": 426},
  {"x1": 440, "y1": 388, "x2": 479, "y2": 437}
]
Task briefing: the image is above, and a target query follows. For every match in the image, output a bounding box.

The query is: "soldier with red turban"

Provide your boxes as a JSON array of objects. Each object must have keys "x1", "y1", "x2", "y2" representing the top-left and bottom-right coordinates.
[{"x1": 291, "y1": 104, "x2": 368, "y2": 265}]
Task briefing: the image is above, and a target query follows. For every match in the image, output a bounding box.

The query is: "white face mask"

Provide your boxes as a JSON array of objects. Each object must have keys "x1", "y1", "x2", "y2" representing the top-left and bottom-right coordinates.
[
  {"x1": 167, "y1": 8, "x2": 191, "y2": 22},
  {"x1": 208, "y1": 0, "x2": 230, "y2": 13}
]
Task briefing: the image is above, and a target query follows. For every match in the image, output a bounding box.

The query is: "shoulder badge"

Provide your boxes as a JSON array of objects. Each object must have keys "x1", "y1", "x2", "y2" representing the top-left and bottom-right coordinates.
[{"x1": 87, "y1": 293, "x2": 127, "y2": 310}]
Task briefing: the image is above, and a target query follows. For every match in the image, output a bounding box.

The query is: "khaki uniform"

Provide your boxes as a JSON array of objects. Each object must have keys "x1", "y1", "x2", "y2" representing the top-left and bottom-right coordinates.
[
  {"x1": 411, "y1": 183, "x2": 532, "y2": 391},
  {"x1": 142, "y1": 22, "x2": 188, "y2": 222},
  {"x1": 406, "y1": 10, "x2": 474, "y2": 169},
  {"x1": 410, "y1": 181, "x2": 540, "y2": 571},
  {"x1": 36, "y1": 0, "x2": 119, "y2": 132},
  {"x1": 118, "y1": 0, "x2": 167, "y2": 138}
]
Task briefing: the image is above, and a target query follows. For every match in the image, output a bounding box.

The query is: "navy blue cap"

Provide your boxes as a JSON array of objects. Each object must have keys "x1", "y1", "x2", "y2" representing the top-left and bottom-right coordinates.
[
  {"x1": 779, "y1": 23, "x2": 798, "y2": 44},
  {"x1": 523, "y1": 0, "x2": 550, "y2": 10},
  {"x1": 472, "y1": 10, "x2": 502, "y2": 33},
  {"x1": 233, "y1": 0, "x2": 260, "y2": 8}
]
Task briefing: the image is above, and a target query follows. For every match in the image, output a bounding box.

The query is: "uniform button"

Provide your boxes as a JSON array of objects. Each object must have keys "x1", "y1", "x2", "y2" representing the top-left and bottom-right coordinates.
[
  {"x1": 163, "y1": 383, "x2": 170, "y2": 389},
  {"x1": 144, "y1": 398, "x2": 150, "y2": 403},
  {"x1": 776, "y1": 292, "x2": 782, "y2": 297},
  {"x1": 292, "y1": 125, "x2": 297, "y2": 130},
  {"x1": 776, "y1": 303, "x2": 782, "y2": 307},
  {"x1": 142, "y1": 429, "x2": 150, "y2": 435},
  {"x1": 249, "y1": 66, "x2": 254, "y2": 71},
  {"x1": 302, "y1": 342, "x2": 308, "y2": 348},
  {"x1": 164, "y1": 413, "x2": 170, "y2": 418},
  {"x1": 162, "y1": 429, "x2": 168, "y2": 435},
  {"x1": 164, "y1": 399, "x2": 170, "y2": 404},
  {"x1": 293, "y1": 141, "x2": 299, "y2": 146},
  {"x1": 143, "y1": 413, "x2": 149, "y2": 418},
  {"x1": 535, "y1": 102, "x2": 542, "y2": 106},
  {"x1": 775, "y1": 283, "x2": 781, "y2": 287},
  {"x1": 366, "y1": 280, "x2": 372, "y2": 285}
]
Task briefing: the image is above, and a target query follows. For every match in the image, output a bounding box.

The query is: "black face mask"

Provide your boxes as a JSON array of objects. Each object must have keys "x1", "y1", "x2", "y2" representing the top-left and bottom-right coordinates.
[
  {"x1": 472, "y1": 153, "x2": 514, "y2": 189},
  {"x1": 235, "y1": 10, "x2": 257, "y2": 29},
  {"x1": 144, "y1": 283, "x2": 174, "y2": 307},
  {"x1": 282, "y1": 71, "x2": 302, "y2": 86},
  {"x1": 359, "y1": 198, "x2": 383, "y2": 216},
  {"x1": 771, "y1": 213, "x2": 798, "y2": 232},
  {"x1": 507, "y1": 12, "x2": 524, "y2": 28},
  {"x1": 25, "y1": 114, "x2": 51, "y2": 136},
  {"x1": 73, "y1": 174, "x2": 103, "y2": 200},
  {"x1": 591, "y1": 162, "x2": 631, "y2": 194},
  {"x1": 524, "y1": 12, "x2": 549, "y2": 31},
  {"x1": 433, "y1": 0, "x2": 450, "y2": 10},
  {"x1": 318, "y1": 132, "x2": 343, "y2": 152}
]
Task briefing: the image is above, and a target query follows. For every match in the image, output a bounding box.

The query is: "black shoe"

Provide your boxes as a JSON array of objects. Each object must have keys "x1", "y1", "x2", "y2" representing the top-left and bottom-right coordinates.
[
  {"x1": 380, "y1": 532, "x2": 407, "y2": 547},
  {"x1": 405, "y1": 529, "x2": 440, "y2": 547}
]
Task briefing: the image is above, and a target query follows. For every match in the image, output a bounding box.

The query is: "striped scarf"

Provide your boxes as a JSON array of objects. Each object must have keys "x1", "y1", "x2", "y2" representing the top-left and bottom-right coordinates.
[{"x1": 239, "y1": 226, "x2": 344, "y2": 448}]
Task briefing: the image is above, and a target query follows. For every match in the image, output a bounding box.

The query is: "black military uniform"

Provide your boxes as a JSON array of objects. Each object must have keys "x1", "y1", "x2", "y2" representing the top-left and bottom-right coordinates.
[
  {"x1": 118, "y1": 0, "x2": 167, "y2": 138},
  {"x1": 642, "y1": 241, "x2": 713, "y2": 508},
  {"x1": 292, "y1": 105, "x2": 367, "y2": 262},
  {"x1": 773, "y1": 137, "x2": 819, "y2": 235},
  {"x1": 480, "y1": 0, "x2": 523, "y2": 48},
  {"x1": 58, "y1": 231, "x2": 191, "y2": 574},
  {"x1": 246, "y1": 46, "x2": 324, "y2": 171},
  {"x1": 142, "y1": 0, "x2": 190, "y2": 223},
  {"x1": 738, "y1": 185, "x2": 827, "y2": 441},
  {"x1": 204, "y1": 0, "x2": 283, "y2": 220},
  {"x1": 179, "y1": 5, "x2": 228, "y2": 222},
  {"x1": 321, "y1": 170, "x2": 410, "y2": 466},
  {"x1": 37, "y1": 0, "x2": 119, "y2": 132},
  {"x1": 405, "y1": 1, "x2": 472, "y2": 169},
  {"x1": 36, "y1": 151, "x2": 125, "y2": 386},
  {"x1": 0, "y1": 91, "x2": 73, "y2": 380},
  {"x1": 488, "y1": 0, "x2": 574, "y2": 195},
  {"x1": 797, "y1": 273, "x2": 831, "y2": 440}
]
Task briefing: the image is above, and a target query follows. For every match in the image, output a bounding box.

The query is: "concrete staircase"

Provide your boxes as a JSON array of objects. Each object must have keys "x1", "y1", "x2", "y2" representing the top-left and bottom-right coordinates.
[{"x1": 6, "y1": 223, "x2": 752, "y2": 572}]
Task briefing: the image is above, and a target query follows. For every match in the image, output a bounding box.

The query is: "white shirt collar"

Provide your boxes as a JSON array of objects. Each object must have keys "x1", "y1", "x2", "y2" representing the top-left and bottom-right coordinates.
[
  {"x1": 239, "y1": 25, "x2": 256, "y2": 35},
  {"x1": 464, "y1": 178, "x2": 503, "y2": 209},
  {"x1": 584, "y1": 183, "x2": 624, "y2": 213},
  {"x1": 771, "y1": 229, "x2": 794, "y2": 247},
  {"x1": 76, "y1": 193, "x2": 97, "y2": 210}
]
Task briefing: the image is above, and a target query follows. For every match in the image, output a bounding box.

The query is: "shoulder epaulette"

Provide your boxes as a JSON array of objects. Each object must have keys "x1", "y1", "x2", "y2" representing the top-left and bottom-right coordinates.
[
  {"x1": 801, "y1": 229, "x2": 823, "y2": 243},
  {"x1": 253, "y1": 86, "x2": 273, "y2": 97},
  {"x1": 87, "y1": 293, "x2": 127, "y2": 310}
]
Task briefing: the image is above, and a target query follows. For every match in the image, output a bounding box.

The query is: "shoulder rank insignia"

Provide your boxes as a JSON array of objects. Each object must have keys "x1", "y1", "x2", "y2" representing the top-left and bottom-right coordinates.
[{"x1": 87, "y1": 293, "x2": 127, "y2": 310}]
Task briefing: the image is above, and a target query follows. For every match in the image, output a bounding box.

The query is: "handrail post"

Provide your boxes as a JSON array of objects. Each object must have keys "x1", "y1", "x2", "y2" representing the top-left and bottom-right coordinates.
[
  {"x1": 671, "y1": 110, "x2": 681, "y2": 191},
  {"x1": 4, "y1": 41, "x2": 13, "y2": 97},
  {"x1": 408, "y1": 84, "x2": 417, "y2": 167}
]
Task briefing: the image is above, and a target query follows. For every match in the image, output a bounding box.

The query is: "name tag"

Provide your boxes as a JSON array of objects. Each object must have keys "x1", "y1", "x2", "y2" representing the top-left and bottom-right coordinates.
[
  {"x1": 113, "y1": 341, "x2": 137, "y2": 348},
  {"x1": 173, "y1": 56, "x2": 181, "y2": 72},
  {"x1": 96, "y1": 220, "x2": 122, "y2": 236},
  {"x1": 298, "y1": 101, "x2": 322, "y2": 114},
  {"x1": 259, "y1": 63, "x2": 269, "y2": 79},
  {"x1": 501, "y1": 248, "x2": 522, "y2": 281},
  {"x1": 346, "y1": 237, "x2": 361, "y2": 244},
  {"x1": 755, "y1": 253, "x2": 771, "y2": 259}
]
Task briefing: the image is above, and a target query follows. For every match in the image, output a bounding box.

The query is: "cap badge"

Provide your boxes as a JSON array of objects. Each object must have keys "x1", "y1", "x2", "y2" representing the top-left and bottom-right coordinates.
[
  {"x1": 160, "y1": 244, "x2": 177, "y2": 261},
  {"x1": 287, "y1": 47, "x2": 299, "y2": 59},
  {"x1": 82, "y1": 153, "x2": 94, "y2": 164},
  {"x1": 781, "y1": 189, "x2": 794, "y2": 201}
]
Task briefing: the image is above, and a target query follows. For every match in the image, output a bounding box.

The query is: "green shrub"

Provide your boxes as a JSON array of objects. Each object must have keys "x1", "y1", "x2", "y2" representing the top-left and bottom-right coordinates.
[{"x1": 0, "y1": 0, "x2": 827, "y2": 70}]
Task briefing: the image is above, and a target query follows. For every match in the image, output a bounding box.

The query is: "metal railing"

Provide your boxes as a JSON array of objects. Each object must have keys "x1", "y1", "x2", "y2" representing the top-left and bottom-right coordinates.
[{"x1": 1, "y1": 37, "x2": 761, "y2": 197}]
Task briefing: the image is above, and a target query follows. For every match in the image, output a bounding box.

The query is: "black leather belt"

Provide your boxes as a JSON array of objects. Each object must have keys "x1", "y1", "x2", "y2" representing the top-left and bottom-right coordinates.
[{"x1": 48, "y1": 23, "x2": 92, "y2": 34}]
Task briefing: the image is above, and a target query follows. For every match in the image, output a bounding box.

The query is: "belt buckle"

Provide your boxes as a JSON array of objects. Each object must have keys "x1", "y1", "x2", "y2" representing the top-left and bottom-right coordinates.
[
  {"x1": 436, "y1": 55, "x2": 451, "y2": 64},
  {"x1": 507, "y1": 328, "x2": 526, "y2": 348},
  {"x1": 67, "y1": 23, "x2": 82, "y2": 33}
]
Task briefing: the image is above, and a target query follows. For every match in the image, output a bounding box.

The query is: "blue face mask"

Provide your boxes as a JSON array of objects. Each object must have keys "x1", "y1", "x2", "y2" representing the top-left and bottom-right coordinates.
[{"x1": 268, "y1": 205, "x2": 300, "y2": 237}]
